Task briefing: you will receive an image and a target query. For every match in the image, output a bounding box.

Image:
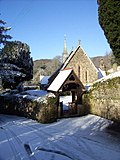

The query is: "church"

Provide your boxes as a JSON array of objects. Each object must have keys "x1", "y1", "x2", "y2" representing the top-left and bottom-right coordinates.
[
  {"x1": 61, "y1": 38, "x2": 99, "y2": 87},
  {"x1": 46, "y1": 37, "x2": 103, "y2": 90},
  {"x1": 40, "y1": 37, "x2": 105, "y2": 116}
]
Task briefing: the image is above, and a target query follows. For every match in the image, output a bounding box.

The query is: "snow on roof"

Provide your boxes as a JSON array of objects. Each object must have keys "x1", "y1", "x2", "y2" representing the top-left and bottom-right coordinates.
[
  {"x1": 47, "y1": 68, "x2": 73, "y2": 92},
  {"x1": 94, "y1": 71, "x2": 120, "y2": 84},
  {"x1": 40, "y1": 76, "x2": 50, "y2": 84}
]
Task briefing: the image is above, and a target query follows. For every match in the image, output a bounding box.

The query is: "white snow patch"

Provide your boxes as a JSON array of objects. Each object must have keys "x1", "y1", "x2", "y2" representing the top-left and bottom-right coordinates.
[
  {"x1": 60, "y1": 95, "x2": 72, "y2": 110},
  {"x1": 0, "y1": 114, "x2": 120, "y2": 160},
  {"x1": 16, "y1": 90, "x2": 55, "y2": 103},
  {"x1": 94, "y1": 71, "x2": 120, "y2": 84}
]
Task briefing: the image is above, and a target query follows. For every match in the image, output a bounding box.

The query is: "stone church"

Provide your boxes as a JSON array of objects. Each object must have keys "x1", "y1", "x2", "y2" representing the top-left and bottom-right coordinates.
[
  {"x1": 40, "y1": 38, "x2": 105, "y2": 117},
  {"x1": 41, "y1": 37, "x2": 104, "y2": 91},
  {"x1": 61, "y1": 38, "x2": 99, "y2": 87}
]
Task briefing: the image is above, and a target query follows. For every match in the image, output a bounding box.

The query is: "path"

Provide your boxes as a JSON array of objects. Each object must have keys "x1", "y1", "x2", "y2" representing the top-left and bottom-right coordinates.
[{"x1": 0, "y1": 114, "x2": 120, "y2": 160}]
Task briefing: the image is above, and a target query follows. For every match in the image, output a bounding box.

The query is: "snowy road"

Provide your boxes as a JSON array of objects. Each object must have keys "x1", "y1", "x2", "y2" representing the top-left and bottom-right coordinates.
[{"x1": 0, "y1": 114, "x2": 120, "y2": 160}]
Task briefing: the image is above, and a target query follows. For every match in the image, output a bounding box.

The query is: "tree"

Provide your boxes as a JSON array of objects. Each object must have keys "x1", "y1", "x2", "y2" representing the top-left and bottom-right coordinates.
[
  {"x1": 0, "y1": 41, "x2": 33, "y2": 89},
  {"x1": 97, "y1": 0, "x2": 120, "y2": 65},
  {"x1": 0, "y1": 20, "x2": 12, "y2": 46},
  {"x1": 0, "y1": 19, "x2": 33, "y2": 90}
]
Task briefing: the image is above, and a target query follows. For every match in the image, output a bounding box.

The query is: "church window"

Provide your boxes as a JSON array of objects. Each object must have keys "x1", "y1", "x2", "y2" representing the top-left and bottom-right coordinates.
[
  {"x1": 85, "y1": 71, "x2": 88, "y2": 82},
  {"x1": 78, "y1": 66, "x2": 80, "y2": 78}
]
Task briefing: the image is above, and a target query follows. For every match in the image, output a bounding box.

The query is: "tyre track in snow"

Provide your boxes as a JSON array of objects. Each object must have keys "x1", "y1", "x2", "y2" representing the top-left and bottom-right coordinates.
[
  {"x1": 47, "y1": 119, "x2": 120, "y2": 153},
  {"x1": 1, "y1": 116, "x2": 120, "y2": 160},
  {"x1": 10, "y1": 122, "x2": 75, "y2": 160},
  {"x1": 18, "y1": 122, "x2": 99, "y2": 160},
  {"x1": 5, "y1": 126, "x2": 38, "y2": 160},
  {"x1": 0, "y1": 126, "x2": 21, "y2": 160},
  {"x1": 0, "y1": 118, "x2": 23, "y2": 160},
  {"x1": 1, "y1": 117, "x2": 72, "y2": 160},
  {"x1": 1, "y1": 119, "x2": 74, "y2": 160},
  {"x1": 37, "y1": 126, "x2": 102, "y2": 160},
  {"x1": 18, "y1": 120, "x2": 120, "y2": 160},
  {"x1": 0, "y1": 118, "x2": 37, "y2": 160}
]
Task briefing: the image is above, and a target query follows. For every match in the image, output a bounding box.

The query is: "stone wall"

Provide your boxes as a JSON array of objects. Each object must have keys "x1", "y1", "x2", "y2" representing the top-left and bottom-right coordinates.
[
  {"x1": 83, "y1": 76, "x2": 120, "y2": 122},
  {"x1": 65, "y1": 46, "x2": 98, "y2": 85}
]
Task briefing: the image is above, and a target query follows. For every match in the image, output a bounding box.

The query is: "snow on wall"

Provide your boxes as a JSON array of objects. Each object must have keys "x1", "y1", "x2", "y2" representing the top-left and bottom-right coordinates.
[{"x1": 94, "y1": 71, "x2": 120, "y2": 84}]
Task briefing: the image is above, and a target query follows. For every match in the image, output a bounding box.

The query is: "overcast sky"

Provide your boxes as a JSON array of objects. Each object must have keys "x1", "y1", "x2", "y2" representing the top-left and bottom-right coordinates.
[{"x1": 0, "y1": 0, "x2": 111, "y2": 60}]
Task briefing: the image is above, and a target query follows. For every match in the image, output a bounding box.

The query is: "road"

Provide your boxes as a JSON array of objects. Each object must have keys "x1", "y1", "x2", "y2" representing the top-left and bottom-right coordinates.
[{"x1": 0, "y1": 114, "x2": 120, "y2": 160}]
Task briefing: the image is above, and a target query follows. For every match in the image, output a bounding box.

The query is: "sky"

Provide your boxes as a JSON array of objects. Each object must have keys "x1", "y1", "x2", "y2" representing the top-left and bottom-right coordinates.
[{"x1": 0, "y1": 0, "x2": 111, "y2": 60}]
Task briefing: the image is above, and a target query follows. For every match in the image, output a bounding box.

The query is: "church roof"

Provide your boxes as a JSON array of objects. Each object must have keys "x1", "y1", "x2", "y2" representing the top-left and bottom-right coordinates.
[
  {"x1": 47, "y1": 68, "x2": 85, "y2": 92},
  {"x1": 47, "y1": 68, "x2": 73, "y2": 92},
  {"x1": 61, "y1": 44, "x2": 98, "y2": 72}
]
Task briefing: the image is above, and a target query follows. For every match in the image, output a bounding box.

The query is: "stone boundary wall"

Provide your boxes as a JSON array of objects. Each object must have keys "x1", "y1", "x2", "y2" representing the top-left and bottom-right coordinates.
[{"x1": 83, "y1": 77, "x2": 120, "y2": 122}]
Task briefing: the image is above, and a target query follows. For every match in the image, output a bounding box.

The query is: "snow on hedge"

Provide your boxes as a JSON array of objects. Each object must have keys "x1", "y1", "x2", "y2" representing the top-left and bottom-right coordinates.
[{"x1": 16, "y1": 90, "x2": 56, "y2": 103}]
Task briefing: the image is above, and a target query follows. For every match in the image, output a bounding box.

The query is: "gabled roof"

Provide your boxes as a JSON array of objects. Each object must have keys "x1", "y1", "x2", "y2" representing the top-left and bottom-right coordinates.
[
  {"x1": 47, "y1": 68, "x2": 85, "y2": 92},
  {"x1": 47, "y1": 44, "x2": 98, "y2": 92},
  {"x1": 61, "y1": 46, "x2": 78, "y2": 70},
  {"x1": 47, "y1": 68, "x2": 73, "y2": 92},
  {"x1": 81, "y1": 47, "x2": 98, "y2": 72},
  {"x1": 48, "y1": 63, "x2": 64, "y2": 86},
  {"x1": 61, "y1": 44, "x2": 98, "y2": 72}
]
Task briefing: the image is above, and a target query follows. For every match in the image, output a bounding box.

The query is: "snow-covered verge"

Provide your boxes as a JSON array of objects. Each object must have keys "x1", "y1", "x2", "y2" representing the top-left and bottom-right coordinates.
[{"x1": 0, "y1": 114, "x2": 120, "y2": 160}]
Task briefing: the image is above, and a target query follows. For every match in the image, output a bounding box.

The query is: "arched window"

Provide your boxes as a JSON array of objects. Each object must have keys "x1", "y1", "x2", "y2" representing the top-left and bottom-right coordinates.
[
  {"x1": 78, "y1": 66, "x2": 80, "y2": 78},
  {"x1": 85, "y1": 71, "x2": 87, "y2": 82}
]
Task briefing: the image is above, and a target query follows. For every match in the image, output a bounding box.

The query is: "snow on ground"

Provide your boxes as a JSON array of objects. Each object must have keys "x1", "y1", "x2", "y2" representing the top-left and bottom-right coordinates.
[
  {"x1": 60, "y1": 95, "x2": 72, "y2": 110},
  {"x1": 0, "y1": 114, "x2": 120, "y2": 160}
]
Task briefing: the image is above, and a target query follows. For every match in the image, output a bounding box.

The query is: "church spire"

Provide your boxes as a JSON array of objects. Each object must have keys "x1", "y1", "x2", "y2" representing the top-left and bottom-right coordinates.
[
  {"x1": 78, "y1": 39, "x2": 81, "y2": 46},
  {"x1": 62, "y1": 35, "x2": 68, "y2": 63}
]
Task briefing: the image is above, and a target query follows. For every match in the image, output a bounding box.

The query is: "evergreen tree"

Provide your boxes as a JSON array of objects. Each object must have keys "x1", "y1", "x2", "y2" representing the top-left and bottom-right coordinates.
[
  {"x1": 0, "y1": 20, "x2": 33, "y2": 90},
  {"x1": 1, "y1": 41, "x2": 33, "y2": 89},
  {"x1": 97, "y1": 0, "x2": 120, "y2": 65},
  {"x1": 0, "y1": 20, "x2": 12, "y2": 45}
]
